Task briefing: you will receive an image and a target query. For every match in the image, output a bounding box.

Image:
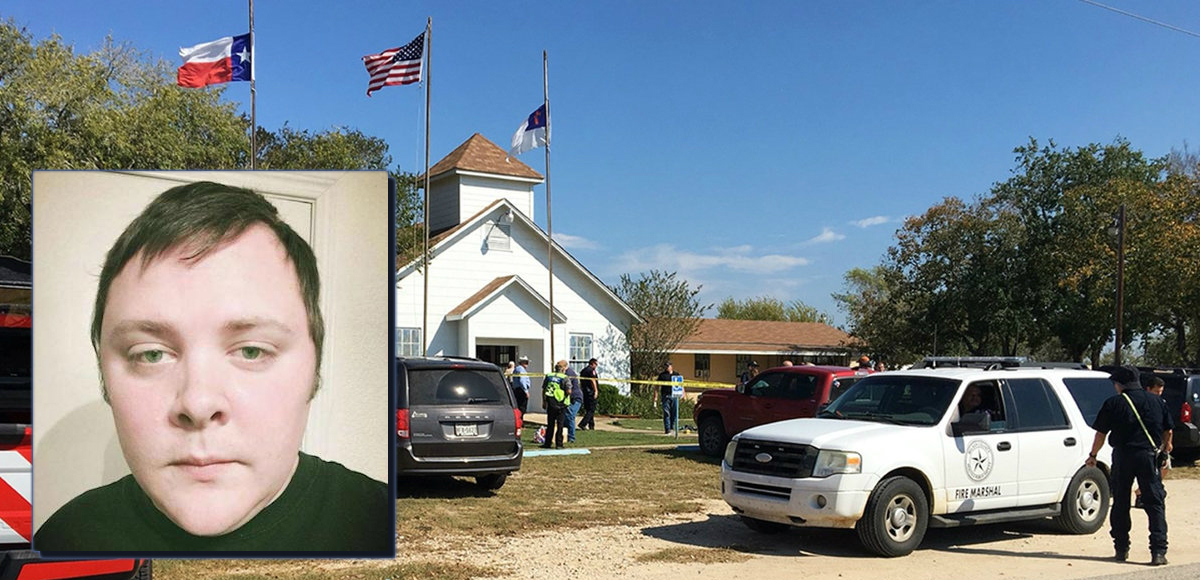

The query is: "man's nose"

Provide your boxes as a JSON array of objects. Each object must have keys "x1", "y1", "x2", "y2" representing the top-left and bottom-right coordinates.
[{"x1": 170, "y1": 355, "x2": 230, "y2": 430}]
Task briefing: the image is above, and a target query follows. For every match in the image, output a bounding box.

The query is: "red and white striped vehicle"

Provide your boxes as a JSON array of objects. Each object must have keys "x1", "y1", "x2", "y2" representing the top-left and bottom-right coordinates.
[{"x1": 1, "y1": 264, "x2": 149, "y2": 579}]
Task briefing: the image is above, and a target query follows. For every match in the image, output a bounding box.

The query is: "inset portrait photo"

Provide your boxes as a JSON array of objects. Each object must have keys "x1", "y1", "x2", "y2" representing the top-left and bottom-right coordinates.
[{"x1": 31, "y1": 171, "x2": 394, "y2": 557}]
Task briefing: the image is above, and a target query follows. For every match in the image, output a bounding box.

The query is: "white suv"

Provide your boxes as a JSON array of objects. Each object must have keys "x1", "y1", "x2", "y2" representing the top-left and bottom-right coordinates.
[{"x1": 720, "y1": 364, "x2": 1117, "y2": 556}]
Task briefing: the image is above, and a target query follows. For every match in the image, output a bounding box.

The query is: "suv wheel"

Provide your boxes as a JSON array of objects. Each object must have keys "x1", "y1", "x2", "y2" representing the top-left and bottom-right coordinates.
[
  {"x1": 741, "y1": 516, "x2": 788, "y2": 534},
  {"x1": 855, "y1": 476, "x2": 928, "y2": 557},
  {"x1": 1052, "y1": 465, "x2": 1109, "y2": 534},
  {"x1": 475, "y1": 473, "x2": 508, "y2": 490},
  {"x1": 698, "y1": 416, "x2": 727, "y2": 457}
]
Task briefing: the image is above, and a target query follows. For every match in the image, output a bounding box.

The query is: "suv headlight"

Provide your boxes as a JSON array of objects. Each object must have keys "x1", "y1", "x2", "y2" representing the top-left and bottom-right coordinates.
[
  {"x1": 724, "y1": 440, "x2": 738, "y2": 467},
  {"x1": 813, "y1": 450, "x2": 861, "y2": 477}
]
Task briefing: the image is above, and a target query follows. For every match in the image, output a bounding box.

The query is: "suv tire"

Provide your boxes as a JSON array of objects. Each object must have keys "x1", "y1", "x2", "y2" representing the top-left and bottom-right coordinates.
[
  {"x1": 1052, "y1": 466, "x2": 1109, "y2": 534},
  {"x1": 698, "y1": 416, "x2": 727, "y2": 457},
  {"x1": 741, "y1": 516, "x2": 788, "y2": 534},
  {"x1": 475, "y1": 473, "x2": 508, "y2": 490},
  {"x1": 855, "y1": 476, "x2": 928, "y2": 557}
]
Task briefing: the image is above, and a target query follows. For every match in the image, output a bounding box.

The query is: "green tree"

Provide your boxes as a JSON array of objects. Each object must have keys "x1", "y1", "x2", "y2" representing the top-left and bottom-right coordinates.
[
  {"x1": 716, "y1": 296, "x2": 832, "y2": 324},
  {"x1": 0, "y1": 21, "x2": 246, "y2": 258},
  {"x1": 394, "y1": 172, "x2": 423, "y2": 265},
  {"x1": 0, "y1": 20, "x2": 413, "y2": 260},
  {"x1": 987, "y1": 137, "x2": 1163, "y2": 362},
  {"x1": 610, "y1": 270, "x2": 709, "y2": 396},
  {"x1": 833, "y1": 266, "x2": 923, "y2": 365}
]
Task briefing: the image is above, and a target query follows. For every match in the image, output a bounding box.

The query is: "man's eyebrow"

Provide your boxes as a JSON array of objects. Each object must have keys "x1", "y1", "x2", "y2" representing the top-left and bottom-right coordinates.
[
  {"x1": 107, "y1": 320, "x2": 179, "y2": 340},
  {"x1": 221, "y1": 317, "x2": 295, "y2": 335}
]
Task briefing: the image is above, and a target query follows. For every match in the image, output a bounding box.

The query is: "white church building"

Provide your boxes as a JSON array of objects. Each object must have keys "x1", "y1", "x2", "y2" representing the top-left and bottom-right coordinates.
[{"x1": 396, "y1": 134, "x2": 639, "y2": 406}]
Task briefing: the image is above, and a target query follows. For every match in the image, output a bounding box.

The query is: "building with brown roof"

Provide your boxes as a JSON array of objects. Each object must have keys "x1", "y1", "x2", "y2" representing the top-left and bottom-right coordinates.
[{"x1": 670, "y1": 318, "x2": 857, "y2": 384}]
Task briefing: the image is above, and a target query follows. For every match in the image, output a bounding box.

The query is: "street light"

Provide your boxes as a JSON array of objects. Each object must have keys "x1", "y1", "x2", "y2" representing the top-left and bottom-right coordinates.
[{"x1": 1107, "y1": 204, "x2": 1126, "y2": 367}]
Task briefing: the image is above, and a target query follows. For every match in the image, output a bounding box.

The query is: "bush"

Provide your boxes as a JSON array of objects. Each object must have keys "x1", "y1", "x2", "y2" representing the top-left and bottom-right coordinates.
[
  {"x1": 597, "y1": 383, "x2": 656, "y2": 417},
  {"x1": 596, "y1": 383, "x2": 696, "y2": 420}
]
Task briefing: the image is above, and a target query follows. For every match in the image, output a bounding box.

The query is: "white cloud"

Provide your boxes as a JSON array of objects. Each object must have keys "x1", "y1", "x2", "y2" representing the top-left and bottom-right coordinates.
[
  {"x1": 851, "y1": 215, "x2": 891, "y2": 228},
  {"x1": 610, "y1": 244, "x2": 808, "y2": 276},
  {"x1": 554, "y1": 232, "x2": 599, "y2": 250},
  {"x1": 804, "y1": 228, "x2": 845, "y2": 245}
]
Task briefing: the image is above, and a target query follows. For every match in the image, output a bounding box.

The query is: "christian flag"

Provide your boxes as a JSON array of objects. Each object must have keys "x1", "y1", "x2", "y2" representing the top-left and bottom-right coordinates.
[
  {"x1": 509, "y1": 104, "x2": 548, "y2": 158},
  {"x1": 177, "y1": 34, "x2": 252, "y2": 88}
]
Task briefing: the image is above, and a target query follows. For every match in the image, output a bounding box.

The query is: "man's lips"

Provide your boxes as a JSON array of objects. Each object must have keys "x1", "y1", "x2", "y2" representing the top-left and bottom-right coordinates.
[{"x1": 171, "y1": 457, "x2": 240, "y2": 481}]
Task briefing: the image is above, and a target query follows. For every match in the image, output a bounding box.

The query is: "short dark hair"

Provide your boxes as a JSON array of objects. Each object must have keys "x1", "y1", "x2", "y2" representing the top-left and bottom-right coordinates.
[
  {"x1": 91, "y1": 181, "x2": 325, "y2": 399},
  {"x1": 588, "y1": 358, "x2": 598, "y2": 365}
]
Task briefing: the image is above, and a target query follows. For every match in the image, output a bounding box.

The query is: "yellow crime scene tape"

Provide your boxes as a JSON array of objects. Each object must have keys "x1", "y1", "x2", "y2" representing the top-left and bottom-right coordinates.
[{"x1": 506, "y1": 372, "x2": 736, "y2": 390}]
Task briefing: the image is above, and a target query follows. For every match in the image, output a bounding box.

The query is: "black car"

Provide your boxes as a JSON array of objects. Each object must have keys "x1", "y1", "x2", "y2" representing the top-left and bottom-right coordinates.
[
  {"x1": 1139, "y1": 367, "x2": 1200, "y2": 462},
  {"x1": 395, "y1": 356, "x2": 523, "y2": 489}
]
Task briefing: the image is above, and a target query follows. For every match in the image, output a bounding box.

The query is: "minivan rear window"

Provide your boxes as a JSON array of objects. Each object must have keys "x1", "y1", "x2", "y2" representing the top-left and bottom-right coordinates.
[{"x1": 408, "y1": 368, "x2": 509, "y2": 405}]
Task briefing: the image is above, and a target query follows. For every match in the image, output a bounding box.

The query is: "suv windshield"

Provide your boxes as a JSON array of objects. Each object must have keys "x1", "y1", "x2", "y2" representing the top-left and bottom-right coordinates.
[
  {"x1": 820, "y1": 375, "x2": 959, "y2": 426},
  {"x1": 408, "y1": 368, "x2": 509, "y2": 405}
]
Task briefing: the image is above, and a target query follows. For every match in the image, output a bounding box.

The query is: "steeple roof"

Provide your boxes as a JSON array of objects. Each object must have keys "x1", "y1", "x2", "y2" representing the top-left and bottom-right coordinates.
[{"x1": 427, "y1": 133, "x2": 543, "y2": 181}]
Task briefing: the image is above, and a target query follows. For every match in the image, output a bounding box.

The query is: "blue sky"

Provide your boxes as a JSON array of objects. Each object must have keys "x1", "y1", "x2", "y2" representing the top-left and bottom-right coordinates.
[{"x1": 9, "y1": 0, "x2": 1200, "y2": 326}]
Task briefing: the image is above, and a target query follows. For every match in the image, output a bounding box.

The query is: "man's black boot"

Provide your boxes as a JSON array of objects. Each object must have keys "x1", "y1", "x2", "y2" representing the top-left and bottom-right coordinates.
[
  {"x1": 1114, "y1": 549, "x2": 1127, "y2": 562},
  {"x1": 1150, "y1": 552, "x2": 1168, "y2": 566}
]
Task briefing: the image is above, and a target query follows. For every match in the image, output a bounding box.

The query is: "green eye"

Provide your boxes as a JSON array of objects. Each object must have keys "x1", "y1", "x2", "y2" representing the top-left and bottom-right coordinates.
[
  {"x1": 142, "y1": 350, "x2": 164, "y2": 363},
  {"x1": 240, "y1": 346, "x2": 263, "y2": 360}
]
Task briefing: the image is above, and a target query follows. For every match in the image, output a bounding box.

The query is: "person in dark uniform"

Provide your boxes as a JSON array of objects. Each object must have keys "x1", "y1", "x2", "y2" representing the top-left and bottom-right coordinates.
[
  {"x1": 656, "y1": 362, "x2": 682, "y2": 434},
  {"x1": 1085, "y1": 365, "x2": 1174, "y2": 566},
  {"x1": 578, "y1": 358, "x2": 599, "y2": 430}
]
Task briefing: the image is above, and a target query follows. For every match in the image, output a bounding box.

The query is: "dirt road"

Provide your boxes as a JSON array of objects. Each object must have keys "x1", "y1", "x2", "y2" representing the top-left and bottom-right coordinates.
[{"x1": 421, "y1": 479, "x2": 1199, "y2": 580}]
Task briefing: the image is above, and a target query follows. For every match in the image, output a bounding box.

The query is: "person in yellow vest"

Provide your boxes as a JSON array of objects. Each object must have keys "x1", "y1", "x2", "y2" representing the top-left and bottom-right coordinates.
[{"x1": 540, "y1": 360, "x2": 571, "y2": 449}]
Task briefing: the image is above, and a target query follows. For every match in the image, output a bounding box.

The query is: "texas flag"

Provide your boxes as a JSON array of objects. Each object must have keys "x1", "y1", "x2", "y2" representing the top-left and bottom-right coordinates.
[{"x1": 177, "y1": 33, "x2": 252, "y2": 88}]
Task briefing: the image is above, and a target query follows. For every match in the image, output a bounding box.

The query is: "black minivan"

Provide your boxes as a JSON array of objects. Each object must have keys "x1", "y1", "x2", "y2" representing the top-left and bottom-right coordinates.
[{"x1": 395, "y1": 356, "x2": 523, "y2": 489}]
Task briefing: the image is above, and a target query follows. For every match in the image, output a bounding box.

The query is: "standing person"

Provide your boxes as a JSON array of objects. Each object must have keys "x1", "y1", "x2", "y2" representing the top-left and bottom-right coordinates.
[
  {"x1": 657, "y1": 362, "x2": 682, "y2": 434},
  {"x1": 1085, "y1": 365, "x2": 1174, "y2": 566},
  {"x1": 578, "y1": 358, "x2": 599, "y2": 431},
  {"x1": 512, "y1": 356, "x2": 531, "y2": 416},
  {"x1": 540, "y1": 361, "x2": 570, "y2": 449},
  {"x1": 504, "y1": 360, "x2": 516, "y2": 390},
  {"x1": 739, "y1": 360, "x2": 760, "y2": 388},
  {"x1": 564, "y1": 363, "x2": 583, "y2": 443},
  {"x1": 1136, "y1": 376, "x2": 1171, "y2": 508}
]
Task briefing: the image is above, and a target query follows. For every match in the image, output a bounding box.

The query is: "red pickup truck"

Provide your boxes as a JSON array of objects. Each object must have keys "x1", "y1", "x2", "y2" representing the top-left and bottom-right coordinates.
[
  {"x1": 693, "y1": 365, "x2": 870, "y2": 456},
  {"x1": 1, "y1": 278, "x2": 149, "y2": 579}
]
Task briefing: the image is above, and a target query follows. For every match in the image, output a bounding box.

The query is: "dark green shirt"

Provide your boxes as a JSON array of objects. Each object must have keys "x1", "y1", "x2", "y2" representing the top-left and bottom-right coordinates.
[{"x1": 34, "y1": 452, "x2": 392, "y2": 556}]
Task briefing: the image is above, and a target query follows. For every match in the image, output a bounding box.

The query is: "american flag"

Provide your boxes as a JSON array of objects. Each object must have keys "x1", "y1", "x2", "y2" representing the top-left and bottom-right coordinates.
[{"x1": 362, "y1": 31, "x2": 424, "y2": 97}]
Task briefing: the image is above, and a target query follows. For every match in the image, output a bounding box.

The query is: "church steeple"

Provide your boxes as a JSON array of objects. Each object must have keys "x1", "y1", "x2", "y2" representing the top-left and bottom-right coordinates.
[{"x1": 426, "y1": 134, "x2": 544, "y2": 234}]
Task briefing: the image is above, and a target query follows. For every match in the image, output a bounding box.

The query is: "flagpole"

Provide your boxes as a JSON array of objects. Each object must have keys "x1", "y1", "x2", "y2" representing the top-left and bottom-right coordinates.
[
  {"x1": 543, "y1": 50, "x2": 554, "y2": 365},
  {"x1": 422, "y1": 17, "x2": 432, "y2": 356},
  {"x1": 249, "y1": 0, "x2": 256, "y2": 169}
]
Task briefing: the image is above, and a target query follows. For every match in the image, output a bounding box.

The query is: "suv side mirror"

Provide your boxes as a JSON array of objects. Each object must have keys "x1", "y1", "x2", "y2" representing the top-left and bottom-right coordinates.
[{"x1": 952, "y1": 412, "x2": 991, "y2": 436}]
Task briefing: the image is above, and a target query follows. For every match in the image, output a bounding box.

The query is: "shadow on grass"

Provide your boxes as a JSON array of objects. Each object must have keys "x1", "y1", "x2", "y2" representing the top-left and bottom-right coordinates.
[
  {"x1": 396, "y1": 475, "x2": 500, "y2": 499},
  {"x1": 645, "y1": 446, "x2": 722, "y2": 466},
  {"x1": 640, "y1": 512, "x2": 1107, "y2": 561}
]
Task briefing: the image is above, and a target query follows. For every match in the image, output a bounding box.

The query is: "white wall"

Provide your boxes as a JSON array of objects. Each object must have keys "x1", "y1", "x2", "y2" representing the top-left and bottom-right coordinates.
[
  {"x1": 31, "y1": 170, "x2": 390, "y2": 530},
  {"x1": 396, "y1": 202, "x2": 634, "y2": 385}
]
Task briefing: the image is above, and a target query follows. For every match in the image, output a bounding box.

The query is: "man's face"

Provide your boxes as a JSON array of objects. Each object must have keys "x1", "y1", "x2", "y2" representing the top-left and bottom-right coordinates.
[{"x1": 99, "y1": 224, "x2": 317, "y2": 537}]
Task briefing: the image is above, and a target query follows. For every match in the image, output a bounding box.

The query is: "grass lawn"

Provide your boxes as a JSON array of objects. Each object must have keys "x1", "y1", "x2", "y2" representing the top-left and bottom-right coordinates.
[{"x1": 609, "y1": 417, "x2": 698, "y2": 432}]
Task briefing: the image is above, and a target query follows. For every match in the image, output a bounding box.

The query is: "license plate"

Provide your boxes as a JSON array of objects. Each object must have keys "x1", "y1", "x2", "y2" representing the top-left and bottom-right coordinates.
[{"x1": 454, "y1": 423, "x2": 478, "y2": 437}]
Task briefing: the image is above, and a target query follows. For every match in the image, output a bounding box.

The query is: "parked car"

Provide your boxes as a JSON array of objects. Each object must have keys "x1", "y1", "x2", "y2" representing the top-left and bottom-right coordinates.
[
  {"x1": 719, "y1": 363, "x2": 1117, "y2": 556},
  {"x1": 395, "y1": 356, "x2": 523, "y2": 490},
  {"x1": 1136, "y1": 366, "x2": 1200, "y2": 462},
  {"x1": 693, "y1": 365, "x2": 869, "y2": 457},
  {"x1": 1, "y1": 317, "x2": 149, "y2": 578}
]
